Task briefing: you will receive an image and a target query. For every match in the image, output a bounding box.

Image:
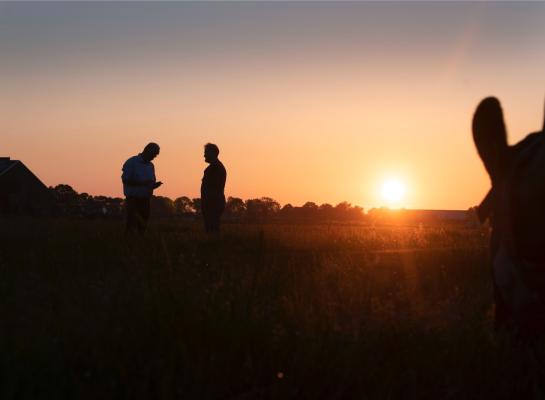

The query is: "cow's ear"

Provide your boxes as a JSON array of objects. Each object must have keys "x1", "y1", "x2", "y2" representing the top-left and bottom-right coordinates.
[{"x1": 472, "y1": 97, "x2": 509, "y2": 182}]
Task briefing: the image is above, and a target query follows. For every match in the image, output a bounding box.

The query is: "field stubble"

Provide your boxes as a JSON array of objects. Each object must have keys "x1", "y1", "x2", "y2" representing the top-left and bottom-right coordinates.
[{"x1": 0, "y1": 218, "x2": 535, "y2": 399}]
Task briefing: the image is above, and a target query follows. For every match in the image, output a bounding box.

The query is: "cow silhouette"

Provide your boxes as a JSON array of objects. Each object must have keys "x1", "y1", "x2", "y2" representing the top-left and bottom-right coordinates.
[{"x1": 473, "y1": 97, "x2": 545, "y2": 337}]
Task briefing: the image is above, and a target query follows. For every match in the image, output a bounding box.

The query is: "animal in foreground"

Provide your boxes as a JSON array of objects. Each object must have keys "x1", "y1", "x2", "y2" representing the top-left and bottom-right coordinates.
[{"x1": 473, "y1": 96, "x2": 545, "y2": 338}]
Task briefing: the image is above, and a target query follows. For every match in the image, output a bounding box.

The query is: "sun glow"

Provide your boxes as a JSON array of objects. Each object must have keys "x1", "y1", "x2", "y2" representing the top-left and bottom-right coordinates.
[{"x1": 381, "y1": 179, "x2": 406, "y2": 207}]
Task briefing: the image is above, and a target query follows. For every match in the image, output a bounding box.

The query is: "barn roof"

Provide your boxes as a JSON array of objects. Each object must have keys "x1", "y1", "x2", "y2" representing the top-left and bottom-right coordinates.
[{"x1": 0, "y1": 157, "x2": 20, "y2": 177}]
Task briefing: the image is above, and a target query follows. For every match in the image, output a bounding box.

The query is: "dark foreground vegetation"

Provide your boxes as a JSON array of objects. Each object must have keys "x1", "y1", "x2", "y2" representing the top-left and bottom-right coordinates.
[{"x1": 1, "y1": 218, "x2": 541, "y2": 399}]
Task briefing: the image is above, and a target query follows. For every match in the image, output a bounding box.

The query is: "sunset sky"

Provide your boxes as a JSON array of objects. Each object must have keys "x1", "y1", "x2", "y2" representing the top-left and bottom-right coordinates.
[{"x1": 2, "y1": 2, "x2": 545, "y2": 210}]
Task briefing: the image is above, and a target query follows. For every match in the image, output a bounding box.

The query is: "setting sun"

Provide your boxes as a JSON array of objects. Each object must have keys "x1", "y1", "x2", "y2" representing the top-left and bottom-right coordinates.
[{"x1": 381, "y1": 179, "x2": 406, "y2": 206}]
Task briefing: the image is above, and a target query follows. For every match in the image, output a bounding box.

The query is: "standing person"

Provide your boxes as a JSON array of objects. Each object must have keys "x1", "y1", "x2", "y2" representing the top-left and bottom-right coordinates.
[
  {"x1": 201, "y1": 143, "x2": 226, "y2": 233},
  {"x1": 122, "y1": 142, "x2": 162, "y2": 233}
]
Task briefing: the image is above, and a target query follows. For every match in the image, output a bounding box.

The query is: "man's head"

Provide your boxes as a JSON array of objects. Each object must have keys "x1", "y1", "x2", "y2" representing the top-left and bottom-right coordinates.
[
  {"x1": 204, "y1": 143, "x2": 220, "y2": 163},
  {"x1": 141, "y1": 142, "x2": 160, "y2": 162}
]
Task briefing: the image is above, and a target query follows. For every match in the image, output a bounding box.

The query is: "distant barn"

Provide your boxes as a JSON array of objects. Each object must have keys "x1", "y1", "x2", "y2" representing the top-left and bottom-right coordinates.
[
  {"x1": 402, "y1": 209, "x2": 471, "y2": 224},
  {"x1": 367, "y1": 207, "x2": 477, "y2": 227},
  {"x1": 0, "y1": 157, "x2": 56, "y2": 215}
]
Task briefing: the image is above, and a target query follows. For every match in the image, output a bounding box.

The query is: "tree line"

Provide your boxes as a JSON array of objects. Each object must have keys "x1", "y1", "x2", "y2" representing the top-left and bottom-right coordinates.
[{"x1": 49, "y1": 184, "x2": 366, "y2": 222}]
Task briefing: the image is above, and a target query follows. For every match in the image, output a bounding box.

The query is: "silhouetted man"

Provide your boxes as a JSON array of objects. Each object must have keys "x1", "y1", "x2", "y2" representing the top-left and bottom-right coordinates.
[
  {"x1": 201, "y1": 143, "x2": 226, "y2": 233},
  {"x1": 122, "y1": 143, "x2": 162, "y2": 233}
]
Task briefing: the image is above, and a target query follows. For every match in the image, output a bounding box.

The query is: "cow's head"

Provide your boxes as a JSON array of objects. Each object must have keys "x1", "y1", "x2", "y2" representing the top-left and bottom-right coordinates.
[
  {"x1": 473, "y1": 97, "x2": 545, "y2": 263},
  {"x1": 473, "y1": 97, "x2": 545, "y2": 331}
]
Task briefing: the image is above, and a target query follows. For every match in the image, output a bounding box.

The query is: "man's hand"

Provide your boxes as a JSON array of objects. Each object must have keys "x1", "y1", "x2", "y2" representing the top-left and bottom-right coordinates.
[{"x1": 153, "y1": 181, "x2": 163, "y2": 189}]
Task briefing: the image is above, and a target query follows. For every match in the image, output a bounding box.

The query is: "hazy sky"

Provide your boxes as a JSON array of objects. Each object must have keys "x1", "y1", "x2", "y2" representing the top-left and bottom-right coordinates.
[{"x1": 2, "y1": 2, "x2": 545, "y2": 209}]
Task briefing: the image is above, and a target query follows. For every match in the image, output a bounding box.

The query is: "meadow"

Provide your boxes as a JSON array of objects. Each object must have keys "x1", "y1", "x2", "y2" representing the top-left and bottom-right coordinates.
[{"x1": 0, "y1": 218, "x2": 537, "y2": 399}]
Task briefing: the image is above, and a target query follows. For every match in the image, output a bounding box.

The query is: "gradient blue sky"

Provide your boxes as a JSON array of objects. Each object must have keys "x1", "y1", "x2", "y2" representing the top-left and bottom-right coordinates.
[{"x1": 2, "y1": 2, "x2": 545, "y2": 209}]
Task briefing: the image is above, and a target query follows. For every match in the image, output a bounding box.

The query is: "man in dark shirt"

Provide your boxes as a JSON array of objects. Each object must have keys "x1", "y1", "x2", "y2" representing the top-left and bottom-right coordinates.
[{"x1": 201, "y1": 143, "x2": 227, "y2": 233}]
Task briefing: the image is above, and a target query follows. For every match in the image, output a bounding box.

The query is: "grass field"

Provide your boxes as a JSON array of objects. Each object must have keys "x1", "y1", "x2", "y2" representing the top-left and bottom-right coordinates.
[{"x1": 0, "y1": 218, "x2": 539, "y2": 399}]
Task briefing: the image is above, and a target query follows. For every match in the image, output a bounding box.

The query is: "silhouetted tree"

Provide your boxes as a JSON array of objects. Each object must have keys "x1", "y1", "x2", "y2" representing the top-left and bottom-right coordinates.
[
  {"x1": 280, "y1": 203, "x2": 294, "y2": 219},
  {"x1": 303, "y1": 202, "x2": 318, "y2": 210},
  {"x1": 192, "y1": 198, "x2": 202, "y2": 215},
  {"x1": 225, "y1": 197, "x2": 246, "y2": 218},
  {"x1": 151, "y1": 196, "x2": 175, "y2": 217},
  {"x1": 174, "y1": 196, "x2": 194, "y2": 216},
  {"x1": 260, "y1": 197, "x2": 281, "y2": 215},
  {"x1": 335, "y1": 201, "x2": 351, "y2": 211},
  {"x1": 319, "y1": 203, "x2": 334, "y2": 219},
  {"x1": 245, "y1": 197, "x2": 280, "y2": 221},
  {"x1": 245, "y1": 199, "x2": 262, "y2": 221},
  {"x1": 300, "y1": 201, "x2": 319, "y2": 220},
  {"x1": 51, "y1": 184, "x2": 78, "y2": 202},
  {"x1": 350, "y1": 205, "x2": 365, "y2": 220},
  {"x1": 50, "y1": 184, "x2": 80, "y2": 215}
]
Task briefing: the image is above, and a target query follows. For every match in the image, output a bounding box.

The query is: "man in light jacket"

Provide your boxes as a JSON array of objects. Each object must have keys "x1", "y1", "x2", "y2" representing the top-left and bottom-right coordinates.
[{"x1": 122, "y1": 142, "x2": 162, "y2": 233}]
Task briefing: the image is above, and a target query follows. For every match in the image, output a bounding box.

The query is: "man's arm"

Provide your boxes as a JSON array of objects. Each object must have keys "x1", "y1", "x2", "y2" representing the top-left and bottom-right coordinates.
[{"x1": 150, "y1": 164, "x2": 163, "y2": 189}]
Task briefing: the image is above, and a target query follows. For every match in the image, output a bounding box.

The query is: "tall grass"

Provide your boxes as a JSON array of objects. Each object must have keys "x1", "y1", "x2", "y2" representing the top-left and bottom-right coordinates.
[{"x1": 0, "y1": 218, "x2": 538, "y2": 399}]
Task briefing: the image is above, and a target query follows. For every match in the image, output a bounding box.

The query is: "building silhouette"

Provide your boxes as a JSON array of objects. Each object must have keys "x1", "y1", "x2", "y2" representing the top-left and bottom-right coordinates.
[{"x1": 0, "y1": 157, "x2": 56, "y2": 215}]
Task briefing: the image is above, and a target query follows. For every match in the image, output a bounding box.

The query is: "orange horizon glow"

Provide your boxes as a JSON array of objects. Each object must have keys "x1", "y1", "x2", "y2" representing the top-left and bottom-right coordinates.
[{"x1": 2, "y1": 2, "x2": 545, "y2": 210}]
